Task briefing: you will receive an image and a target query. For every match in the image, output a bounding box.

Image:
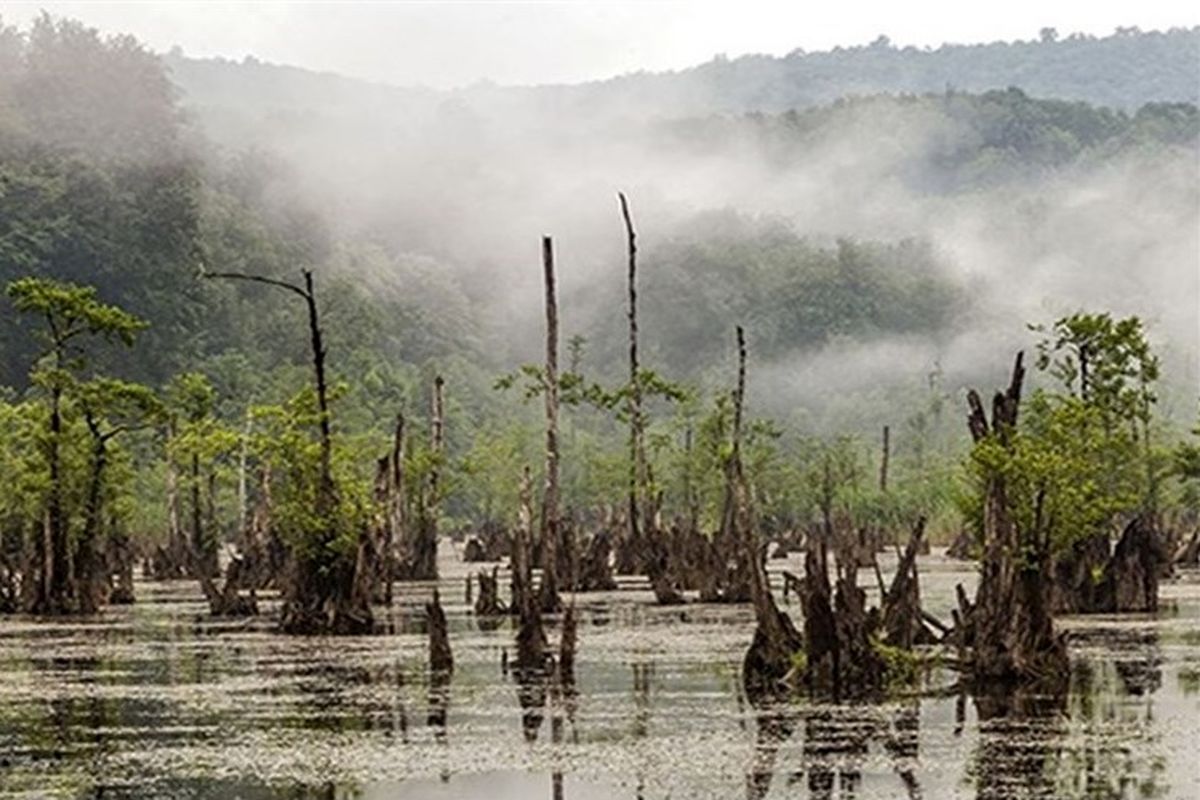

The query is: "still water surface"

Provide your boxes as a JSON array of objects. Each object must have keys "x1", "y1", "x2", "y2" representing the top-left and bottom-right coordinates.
[{"x1": 1, "y1": 550, "x2": 1198, "y2": 799}]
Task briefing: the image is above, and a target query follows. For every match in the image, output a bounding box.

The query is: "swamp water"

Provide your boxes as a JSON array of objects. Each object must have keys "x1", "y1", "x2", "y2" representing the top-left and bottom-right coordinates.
[{"x1": 1, "y1": 551, "x2": 1198, "y2": 799}]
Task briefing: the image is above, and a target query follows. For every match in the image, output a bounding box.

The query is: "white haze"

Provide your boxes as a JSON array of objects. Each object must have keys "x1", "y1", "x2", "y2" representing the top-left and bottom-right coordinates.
[
  {"x1": 6, "y1": 1, "x2": 1198, "y2": 88},
  {"x1": 164, "y1": 63, "x2": 1199, "y2": 432}
]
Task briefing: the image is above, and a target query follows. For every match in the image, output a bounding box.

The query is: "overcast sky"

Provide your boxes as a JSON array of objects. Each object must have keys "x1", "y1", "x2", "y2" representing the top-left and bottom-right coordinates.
[{"x1": 3, "y1": 1, "x2": 1197, "y2": 89}]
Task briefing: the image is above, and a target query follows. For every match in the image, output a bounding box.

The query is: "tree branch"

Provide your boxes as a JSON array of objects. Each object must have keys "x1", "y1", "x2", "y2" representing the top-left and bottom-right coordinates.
[{"x1": 202, "y1": 268, "x2": 311, "y2": 301}]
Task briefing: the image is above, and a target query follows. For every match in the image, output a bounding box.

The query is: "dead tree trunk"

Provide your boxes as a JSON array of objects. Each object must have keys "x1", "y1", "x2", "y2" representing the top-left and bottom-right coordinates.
[
  {"x1": 513, "y1": 466, "x2": 547, "y2": 673},
  {"x1": 76, "y1": 414, "x2": 115, "y2": 614},
  {"x1": 406, "y1": 378, "x2": 444, "y2": 582},
  {"x1": 880, "y1": 425, "x2": 890, "y2": 494},
  {"x1": 369, "y1": 415, "x2": 406, "y2": 603},
  {"x1": 619, "y1": 193, "x2": 682, "y2": 605},
  {"x1": 152, "y1": 434, "x2": 190, "y2": 580},
  {"x1": 880, "y1": 518, "x2": 936, "y2": 648},
  {"x1": 205, "y1": 268, "x2": 371, "y2": 635},
  {"x1": 540, "y1": 236, "x2": 562, "y2": 613},
  {"x1": 40, "y1": 379, "x2": 68, "y2": 614},
  {"x1": 733, "y1": 328, "x2": 803, "y2": 706},
  {"x1": 962, "y1": 352, "x2": 1067, "y2": 688},
  {"x1": 576, "y1": 526, "x2": 618, "y2": 591},
  {"x1": 1106, "y1": 515, "x2": 1165, "y2": 612},
  {"x1": 620, "y1": 192, "x2": 645, "y2": 576},
  {"x1": 559, "y1": 600, "x2": 578, "y2": 691},
  {"x1": 385, "y1": 414, "x2": 403, "y2": 603}
]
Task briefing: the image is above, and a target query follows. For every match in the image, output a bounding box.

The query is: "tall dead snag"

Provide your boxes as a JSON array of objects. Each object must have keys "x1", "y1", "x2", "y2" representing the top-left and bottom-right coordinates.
[
  {"x1": 405, "y1": 378, "x2": 444, "y2": 582},
  {"x1": 618, "y1": 192, "x2": 682, "y2": 605},
  {"x1": 387, "y1": 414, "x2": 405, "y2": 602},
  {"x1": 399, "y1": 381, "x2": 442, "y2": 581},
  {"x1": 539, "y1": 236, "x2": 563, "y2": 613},
  {"x1": 707, "y1": 329, "x2": 759, "y2": 605},
  {"x1": 734, "y1": 328, "x2": 802, "y2": 707},
  {"x1": 961, "y1": 352, "x2": 1067, "y2": 689},
  {"x1": 880, "y1": 424, "x2": 890, "y2": 493},
  {"x1": 370, "y1": 414, "x2": 405, "y2": 603},
  {"x1": 204, "y1": 268, "x2": 372, "y2": 634}
]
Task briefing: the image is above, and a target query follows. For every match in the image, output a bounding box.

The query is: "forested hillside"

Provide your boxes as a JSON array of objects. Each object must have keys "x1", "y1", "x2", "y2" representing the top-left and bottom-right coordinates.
[{"x1": 1, "y1": 14, "x2": 1197, "y2": 543}]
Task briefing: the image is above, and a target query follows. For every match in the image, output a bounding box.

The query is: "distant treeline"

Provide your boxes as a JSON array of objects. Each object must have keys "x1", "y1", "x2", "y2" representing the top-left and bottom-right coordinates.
[
  {"x1": 167, "y1": 26, "x2": 1200, "y2": 126},
  {"x1": 584, "y1": 27, "x2": 1200, "y2": 115}
]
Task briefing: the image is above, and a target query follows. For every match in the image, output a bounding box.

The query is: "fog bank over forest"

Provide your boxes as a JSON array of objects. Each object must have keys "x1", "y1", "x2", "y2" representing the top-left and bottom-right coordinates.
[{"x1": 163, "y1": 29, "x2": 1200, "y2": 422}]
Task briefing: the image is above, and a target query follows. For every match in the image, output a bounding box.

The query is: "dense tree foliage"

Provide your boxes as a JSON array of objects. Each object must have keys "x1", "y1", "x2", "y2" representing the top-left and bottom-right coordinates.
[{"x1": 964, "y1": 313, "x2": 1164, "y2": 553}]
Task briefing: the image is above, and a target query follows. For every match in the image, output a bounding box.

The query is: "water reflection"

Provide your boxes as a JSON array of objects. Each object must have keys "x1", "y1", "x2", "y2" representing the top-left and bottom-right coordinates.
[
  {"x1": 744, "y1": 701, "x2": 928, "y2": 800},
  {"x1": 0, "y1": 557, "x2": 1195, "y2": 799},
  {"x1": 970, "y1": 686, "x2": 1067, "y2": 800},
  {"x1": 746, "y1": 705, "x2": 797, "y2": 800}
]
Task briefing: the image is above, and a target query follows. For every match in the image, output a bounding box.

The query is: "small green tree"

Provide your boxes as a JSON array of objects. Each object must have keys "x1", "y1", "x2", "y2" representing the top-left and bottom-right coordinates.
[
  {"x1": 964, "y1": 312, "x2": 1161, "y2": 557},
  {"x1": 164, "y1": 372, "x2": 238, "y2": 582},
  {"x1": 1033, "y1": 311, "x2": 1161, "y2": 509},
  {"x1": 75, "y1": 377, "x2": 161, "y2": 611},
  {"x1": 6, "y1": 277, "x2": 145, "y2": 613}
]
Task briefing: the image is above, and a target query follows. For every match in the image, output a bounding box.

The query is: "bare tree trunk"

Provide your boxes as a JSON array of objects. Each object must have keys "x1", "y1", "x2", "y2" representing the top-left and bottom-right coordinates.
[
  {"x1": 880, "y1": 425, "x2": 890, "y2": 494},
  {"x1": 43, "y1": 382, "x2": 68, "y2": 613},
  {"x1": 880, "y1": 518, "x2": 936, "y2": 648},
  {"x1": 408, "y1": 377, "x2": 444, "y2": 581},
  {"x1": 205, "y1": 268, "x2": 370, "y2": 634},
  {"x1": 540, "y1": 236, "x2": 562, "y2": 612},
  {"x1": 76, "y1": 417, "x2": 109, "y2": 614},
  {"x1": 190, "y1": 453, "x2": 205, "y2": 575},
  {"x1": 156, "y1": 439, "x2": 188, "y2": 579},
  {"x1": 735, "y1": 327, "x2": 802, "y2": 705},
  {"x1": 619, "y1": 192, "x2": 644, "y2": 565},
  {"x1": 963, "y1": 352, "x2": 1067, "y2": 688},
  {"x1": 684, "y1": 424, "x2": 698, "y2": 532},
  {"x1": 618, "y1": 193, "x2": 680, "y2": 605},
  {"x1": 383, "y1": 414, "x2": 404, "y2": 604},
  {"x1": 514, "y1": 466, "x2": 546, "y2": 672},
  {"x1": 301, "y1": 270, "x2": 336, "y2": 518},
  {"x1": 237, "y1": 412, "x2": 251, "y2": 537}
]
